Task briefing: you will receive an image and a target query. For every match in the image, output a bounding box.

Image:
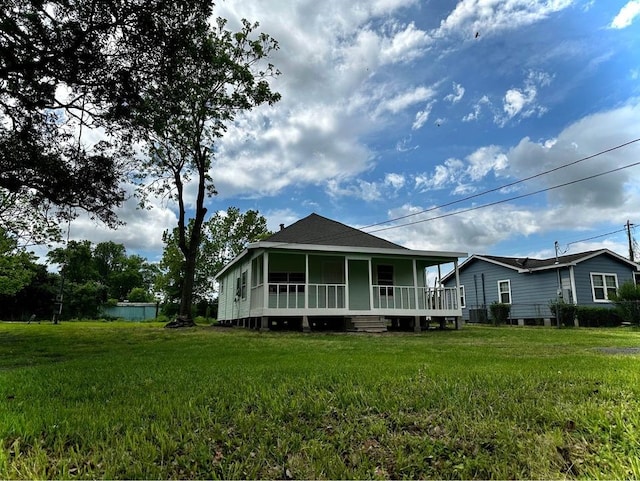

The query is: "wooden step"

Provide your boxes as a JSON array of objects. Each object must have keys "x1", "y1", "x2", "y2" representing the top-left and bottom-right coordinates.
[{"x1": 347, "y1": 316, "x2": 387, "y2": 333}]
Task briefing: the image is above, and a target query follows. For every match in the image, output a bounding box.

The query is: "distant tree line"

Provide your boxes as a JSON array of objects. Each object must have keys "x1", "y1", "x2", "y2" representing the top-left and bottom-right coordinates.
[
  {"x1": 0, "y1": 208, "x2": 270, "y2": 322},
  {"x1": 0, "y1": 233, "x2": 158, "y2": 321}
]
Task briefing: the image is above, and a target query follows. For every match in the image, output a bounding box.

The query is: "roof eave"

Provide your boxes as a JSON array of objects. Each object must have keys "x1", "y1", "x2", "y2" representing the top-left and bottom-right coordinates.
[{"x1": 254, "y1": 241, "x2": 466, "y2": 258}]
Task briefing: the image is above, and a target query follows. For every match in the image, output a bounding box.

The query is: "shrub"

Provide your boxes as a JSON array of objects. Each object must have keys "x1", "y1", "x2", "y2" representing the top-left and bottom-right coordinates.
[
  {"x1": 610, "y1": 280, "x2": 640, "y2": 326},
  {"x1": 549, "y1": 300, "x2": 578, "y2": 327},
  {"x1": 489, "y1": 302, "x2": 510, "y2": 325},
  {"x1": 576, "y1": 306, "x2": 623, "y2": 327}
]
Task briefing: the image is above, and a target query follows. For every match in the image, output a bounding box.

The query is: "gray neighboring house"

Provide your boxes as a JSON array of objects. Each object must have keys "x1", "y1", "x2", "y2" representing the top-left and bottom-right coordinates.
[
  {"x1": 214, "y1": 213, "x2": 467, "y2": 332},
  {"x1": 441, "y1": 249, "x2": 640, "y2": 324}
]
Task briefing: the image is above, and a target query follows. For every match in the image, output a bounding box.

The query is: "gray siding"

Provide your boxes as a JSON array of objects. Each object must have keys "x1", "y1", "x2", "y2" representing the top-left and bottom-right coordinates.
[
  {"x1": 445, "y1": 260, "x2": 561, "y2": 320},
  {"x1": 445, "y1": 252, "x2": 638, "y2": 321},
  {"x1": 573, "y1": 255, "x2": 636, "y2": 307}
]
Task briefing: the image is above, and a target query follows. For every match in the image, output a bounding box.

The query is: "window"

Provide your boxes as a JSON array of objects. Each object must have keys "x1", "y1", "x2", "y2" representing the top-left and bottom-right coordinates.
[
  {"x1": 268, "y1": 272, "x2": 306, "y2": 294},
  {"x1": 377, "y1": 265, "x2": 394, "y2": 296},
  {"x1": 251, "y1": 255, "x2": 263, "y2": 287},
  {"x1": 219, "y1": 279, "x2": 224, "y2": 294},
  {"x1": 241, "y1": 271, "x2": 247, "y2": 300},
  {"x1": 497, "y1": 280, "x2": 511, "y2": 304},
  {"x1": 459, "y1": 285, "x2": 466, "y2": 308},
  {"x1": 591, "y1": 273, "x2": 618, "y2": 301}
]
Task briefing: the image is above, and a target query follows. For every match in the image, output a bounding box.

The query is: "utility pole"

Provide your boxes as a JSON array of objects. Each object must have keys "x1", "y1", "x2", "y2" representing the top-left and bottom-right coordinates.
[
  {"x1": 555, "y1": 241, "x2": 562, "y2": 328},
  {"x1": 626, "y1": 220, "x2": 635, "y2": 262}
]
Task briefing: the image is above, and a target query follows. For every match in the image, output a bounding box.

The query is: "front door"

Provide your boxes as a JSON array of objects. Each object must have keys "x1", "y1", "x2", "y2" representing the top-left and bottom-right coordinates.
[{"x1": 348, "y1": 259, "x2": 371, "y2": 310}]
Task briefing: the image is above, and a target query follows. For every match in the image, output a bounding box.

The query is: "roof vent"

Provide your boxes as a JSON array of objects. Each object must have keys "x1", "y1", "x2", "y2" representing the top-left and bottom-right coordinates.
[{"x1": 279, "y1": 223, "x2": 285, "y2": 231}]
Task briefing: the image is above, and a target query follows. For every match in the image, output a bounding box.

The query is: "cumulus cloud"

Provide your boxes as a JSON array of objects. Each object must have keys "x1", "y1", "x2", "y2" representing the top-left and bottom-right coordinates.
[
  {"x1": 326, "y1": 179, "x2": 382, "y2": 201},
  {"x1": 504, "y1": 101, "x2": 640, "y2": 209},
  {"x1": 66, "y1": 188, "x2": 178, "y2": 262},
  {"x1": 207, "y1": 0, "x2": 435, "y2": 200},
  {"x1": 380, "y1": 22, "x2": 432, "y2": 64},
  {"x1": 495, "y1": 70, "x2": 552, "y2": 126},
  {"x1": 385, "y1": 173, "x2": 406, "y2": 190},
  {"x1": 610, "y1": 0, "x2": 640, "y2": 29},
  {"x1": 391, "y1": 101, "x2": 640, "y2": 253}
]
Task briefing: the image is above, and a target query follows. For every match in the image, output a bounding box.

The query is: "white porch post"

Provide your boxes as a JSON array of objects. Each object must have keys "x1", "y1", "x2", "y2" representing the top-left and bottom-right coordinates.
[
  {"x1": 413, "y1": 259, "x2": 420, "y2": 332},
  {"x1": 305, "y1": 254, "x2": 309, "y2": 309},
  {"x1": 344, "y1": 257, "x2": 349, "y2": 310},
  {"x1": 454, "y1": 259, "x2": 463, "y2": 329},
  {"x1": 263, "y1": 252, "x2": 269, "y2": 309}
]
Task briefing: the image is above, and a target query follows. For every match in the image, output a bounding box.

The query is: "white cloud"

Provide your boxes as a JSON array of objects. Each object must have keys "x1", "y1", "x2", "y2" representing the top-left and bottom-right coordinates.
[
  {"x1": 415, "y1": 158, "x2": 465, "y2": 191},
  {"x1": 505, "y1": 100, "x2": 640, "y2": 209},
  {"x1": 377, "y1": 85, "x2": 438, "y2": 115},
  {"x1": 66, "y1": 188, "x2": 178, "y2": 262},
  {"x1": 466, "y1": 145, "x2": 508, "y2": 180},
  {"x1": 496, "y1": 70, "x2": 552, "y2": 126},
  {"x1": 402, "y1": 100, "x2": 640, "y2": 254},
  {"x1": 444, "y1": 82, "x2": 465, "y2": 103},
  {"x1": 385, "y1": 173, "x2": 406, "y2": 190},
  {"x1": 412, "y1": 101, "x2": 435, "y2": 130},
  {"x1": 380, "y1": 22, "x2": 432, "y2": 64},
  {"x1": 326, "y1": 179, "x2": 382, "y2": 202},
  {"x1": 462, "y1": 95, "x2": 490, "y2": 122},
  {"x1": 610, "y1": 0, "x2": 640, "y2": 29},
  {"x1": 396, "y1": 136, "x2": 419, "y2": 152},
  {"x1": 433, "y1": 0, "x2": 574, "y2": 39}
]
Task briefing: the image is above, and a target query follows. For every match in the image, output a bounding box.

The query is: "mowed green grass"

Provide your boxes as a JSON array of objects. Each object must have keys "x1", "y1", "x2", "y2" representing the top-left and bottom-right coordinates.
[{"x1": 1, "y1": 323, "x2": 639, "y2": 479}]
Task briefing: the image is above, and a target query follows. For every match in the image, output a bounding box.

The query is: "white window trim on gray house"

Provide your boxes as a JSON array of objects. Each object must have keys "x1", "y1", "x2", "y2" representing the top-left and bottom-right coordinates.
[
  {"x1": 497, "y1": 279, "x2": 512, "y2": 304},
  {"x1": 590, "y1": 272, "x2": 618, "y2": 302},
  {"x1": 459, "y1": 285, "x2": 466, "y2": 309}
]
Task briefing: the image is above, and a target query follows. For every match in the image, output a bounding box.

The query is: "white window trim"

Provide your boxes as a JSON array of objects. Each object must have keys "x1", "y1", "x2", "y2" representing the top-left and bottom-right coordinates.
[
  {"x1": 497, "y1": 279, "x2": 512, "y2": 304},
  {"x1": 459, "y1": 285, "x2": 466, "y2": 309},
  {"x1": 590, "y1": 272, "x2": 618, "y2": 302}
]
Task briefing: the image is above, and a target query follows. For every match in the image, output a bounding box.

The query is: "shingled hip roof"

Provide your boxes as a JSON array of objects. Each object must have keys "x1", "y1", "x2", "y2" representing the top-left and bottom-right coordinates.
[{"x1": 264, "y1": 213, "x2": 406, "y2": 250}]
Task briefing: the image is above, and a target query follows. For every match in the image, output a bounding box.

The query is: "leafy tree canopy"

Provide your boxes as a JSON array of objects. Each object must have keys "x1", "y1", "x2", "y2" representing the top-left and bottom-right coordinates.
[
  {"x1": 158, "y1": 207, "x2": 270, "y2": 304},
  {"x1": 128, "y1": 6, "x2": 280, "y2": 323},
  {"x1": 0, "y1": 228, "x2": 38, "y2": 296}
]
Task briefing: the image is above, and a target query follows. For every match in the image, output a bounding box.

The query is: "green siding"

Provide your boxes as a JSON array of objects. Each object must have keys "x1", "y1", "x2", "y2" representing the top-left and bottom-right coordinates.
[
  {"x1": 348, "y1": 259, "x2": 370, "y2": 310},
  {"x1": 371, "y1": 258, "x2": 414, "y2": 286}
]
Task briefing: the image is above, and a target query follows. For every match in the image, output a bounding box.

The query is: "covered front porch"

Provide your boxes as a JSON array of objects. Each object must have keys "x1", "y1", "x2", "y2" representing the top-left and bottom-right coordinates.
[{"x1": 246, "y1": 251, "x2": 462, "y2": 325}]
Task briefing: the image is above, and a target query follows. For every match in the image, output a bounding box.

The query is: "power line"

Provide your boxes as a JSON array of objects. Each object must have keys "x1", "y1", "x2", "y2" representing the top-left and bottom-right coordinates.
[
  {"x1": 566, "y1": 228, "x2": 628, "y2": 246},
  {"x1": 361, "y1": 137, "x2": 640, "y2": 231},
  {"x1": 366, "y1": 159, "x2": 640, "y2": 234}
]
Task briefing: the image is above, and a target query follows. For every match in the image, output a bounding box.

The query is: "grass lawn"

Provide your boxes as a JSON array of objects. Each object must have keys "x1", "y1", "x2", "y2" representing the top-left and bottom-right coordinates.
[{"x1": 1, "y1": 322, "x2": 639, "y2": 479}]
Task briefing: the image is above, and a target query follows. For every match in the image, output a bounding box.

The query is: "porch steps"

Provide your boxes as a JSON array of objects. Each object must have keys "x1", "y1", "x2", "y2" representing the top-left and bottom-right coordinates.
[{"x1": 347, "y1": 316, "x2": 388, "y2": 333}]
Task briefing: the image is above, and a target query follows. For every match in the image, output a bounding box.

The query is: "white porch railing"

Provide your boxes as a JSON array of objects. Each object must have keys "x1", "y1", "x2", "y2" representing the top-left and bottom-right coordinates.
[
  {"x1": 267, "y1": 283, "x2": 305, "y2": 309},
  {"x1": 424, "y1": 286, "x2": 459, "y2": 310},
  {"x1": 372, "y1": 285, "x2": 417, "y2": 309},
  {"x1": 372, "y1": 285, "x2": 459, "y2": 311},
  {"x1": 308, "y1": 284, "x2": 346, "y2": 309},
  {"x1": 265, "y1": 283, "x2": 459, "y2": 313}
]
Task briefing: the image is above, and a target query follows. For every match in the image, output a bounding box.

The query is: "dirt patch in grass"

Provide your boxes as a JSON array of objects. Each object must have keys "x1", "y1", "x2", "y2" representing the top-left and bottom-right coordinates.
[{"x1": 596, "y1": 347, "x2": 640, "y2": 355}]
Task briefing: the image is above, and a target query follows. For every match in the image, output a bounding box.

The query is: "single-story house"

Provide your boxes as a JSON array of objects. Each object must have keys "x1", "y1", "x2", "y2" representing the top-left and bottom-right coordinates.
[
  {"x1": 214, "y1": 213, "x2": 467, "y2": 332},
  {"x1": 441, "y1": 249, "x2": 640, "y2": 325}
]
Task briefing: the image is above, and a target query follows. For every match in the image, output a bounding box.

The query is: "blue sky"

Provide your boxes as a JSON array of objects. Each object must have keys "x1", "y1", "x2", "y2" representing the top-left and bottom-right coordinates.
[{"x1": 68, "y1": 0, "x2": 640, "y2": 264}]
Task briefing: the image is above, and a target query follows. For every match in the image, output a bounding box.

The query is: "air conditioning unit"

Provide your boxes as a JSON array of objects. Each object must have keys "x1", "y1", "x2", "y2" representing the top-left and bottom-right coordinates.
[{"x1": 469, "y1": 308, "x2": 488, "y2": 323}]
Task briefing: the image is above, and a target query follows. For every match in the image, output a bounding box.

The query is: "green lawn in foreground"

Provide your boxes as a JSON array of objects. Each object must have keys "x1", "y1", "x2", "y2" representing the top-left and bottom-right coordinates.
[{"x1": 1, "y1": 322, "x2": 639, "y2": 479}]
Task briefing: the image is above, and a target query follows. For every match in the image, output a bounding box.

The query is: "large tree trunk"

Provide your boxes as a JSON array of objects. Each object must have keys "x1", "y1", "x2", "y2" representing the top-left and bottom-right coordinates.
[
  {"x1": 165, "y1": 253, "x2": 198, "y2": 328},
  {"x1": 165, "y1": 154, "x2": 207, "y2": 329}
]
